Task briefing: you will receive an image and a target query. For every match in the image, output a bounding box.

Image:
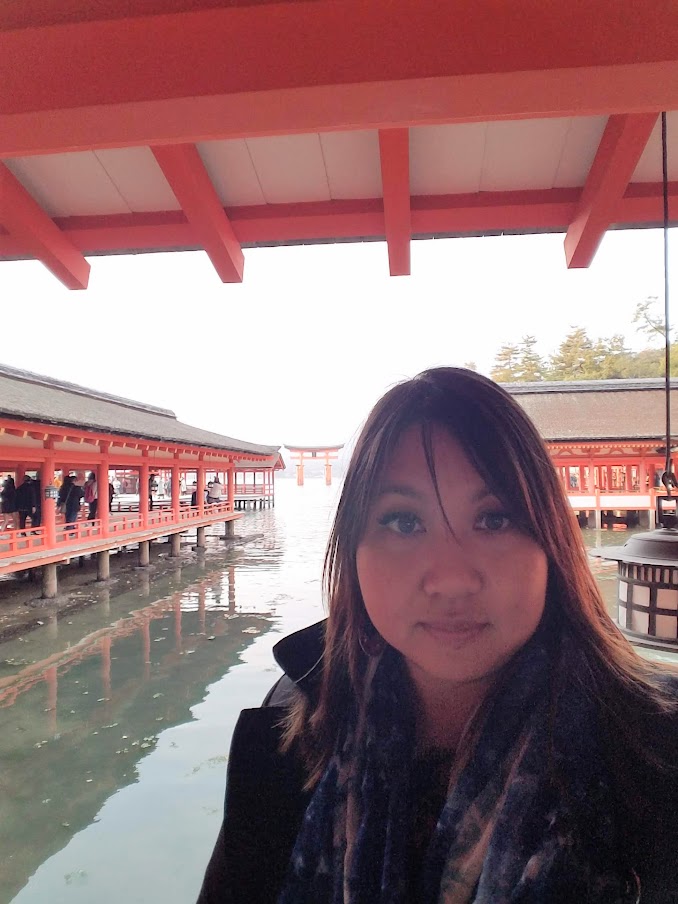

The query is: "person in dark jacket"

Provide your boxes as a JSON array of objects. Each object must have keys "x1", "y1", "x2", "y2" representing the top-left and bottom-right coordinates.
[
  {"x1": 198, "y1": 367, "x2": 678, "y2": 904},
  {"x1": 64, "y1": 478, "x2": 83, "y2": 529},
  {"x1": 57, "y1": 474, "x2": 73, "y2": 510},
  {"x1": 14, "y1": 475, "x2": 36, "y2": 530},
  {"x1": 31, "y1": 477, "x2": 41, "y2": 528},
  {"x1": 1, "y1": 475, "x2": 16, "y2": 517}
]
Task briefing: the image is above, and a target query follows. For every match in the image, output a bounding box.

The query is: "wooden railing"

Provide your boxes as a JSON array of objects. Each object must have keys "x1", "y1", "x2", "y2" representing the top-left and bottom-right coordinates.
[
  {"x1": 0, "y1": 501, "x2": 237, "y2": 565},
  {"x1": 233, "y1": 485, "x2": 271, "y2": 495}
]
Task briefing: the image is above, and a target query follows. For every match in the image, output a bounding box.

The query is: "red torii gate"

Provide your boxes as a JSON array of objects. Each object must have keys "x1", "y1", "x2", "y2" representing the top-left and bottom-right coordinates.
[{"x1": 286, "y1": 445, "x2": 343, "y2": 487}]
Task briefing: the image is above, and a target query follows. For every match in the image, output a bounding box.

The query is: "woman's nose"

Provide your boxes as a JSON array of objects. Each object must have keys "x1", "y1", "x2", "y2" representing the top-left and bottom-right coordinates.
[{"x1": 420, "y1": 534, "x2": 483, "y2": 598}]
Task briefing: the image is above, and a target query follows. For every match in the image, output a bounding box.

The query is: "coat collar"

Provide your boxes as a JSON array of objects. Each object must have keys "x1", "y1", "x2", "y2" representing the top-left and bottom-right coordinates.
[{"x1": 272, "y1": 619, "x2": 326, "y2": 695}]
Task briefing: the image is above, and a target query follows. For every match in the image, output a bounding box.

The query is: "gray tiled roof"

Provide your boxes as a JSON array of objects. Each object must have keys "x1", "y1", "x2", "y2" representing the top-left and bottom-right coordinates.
[
  {"x1": 0, "y1": 363, "x2": 278, "y2": 456},
  {"x1": 504, "y1": 378, "x2": 678, "y2": 442}
]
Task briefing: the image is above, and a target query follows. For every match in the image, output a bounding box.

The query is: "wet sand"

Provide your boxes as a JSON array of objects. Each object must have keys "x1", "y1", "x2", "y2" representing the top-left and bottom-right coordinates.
[{"x1": 0, "y1": 531, "x2": 252, "y2": 642}]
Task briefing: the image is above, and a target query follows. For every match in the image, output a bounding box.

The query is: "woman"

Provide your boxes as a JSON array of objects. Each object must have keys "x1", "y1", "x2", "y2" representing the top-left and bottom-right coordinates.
[
  {"x1": 84, "y1": 471, "x2": 98, "y2": 520},
  {"x1": 198, "y1": 368, "x2": 678, "y2": 904}
]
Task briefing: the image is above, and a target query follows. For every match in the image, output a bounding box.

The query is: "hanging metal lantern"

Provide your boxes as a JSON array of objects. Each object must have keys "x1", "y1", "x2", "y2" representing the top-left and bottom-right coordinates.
[{"x1": 595, "y1": 511, "x2": 678, "y2": 647}]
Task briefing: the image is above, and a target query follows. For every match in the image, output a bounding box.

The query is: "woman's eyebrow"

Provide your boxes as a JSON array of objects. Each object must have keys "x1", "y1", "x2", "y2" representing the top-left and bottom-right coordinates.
[
  {"x1": 472, "y1": 487, "x2": 496, "y2": 503},
  {"x1": 376, "y1": 484, "x2": 498, "y2": 503},
  {"x1": 376, "y1": 483, "x2": 424, "y2": 500}
]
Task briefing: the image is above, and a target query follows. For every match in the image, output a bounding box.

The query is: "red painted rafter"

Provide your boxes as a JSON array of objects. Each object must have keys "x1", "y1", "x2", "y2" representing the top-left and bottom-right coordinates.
[
  {"x1": 0, "y1": 417, "x2": 273, "y2": 465},
  {"x1": 151, "y1": 144, "x2": 244, "y2": 283},
  {"x1": 0, "y1": 162, "x2": 90, "y2": 289},
  {"x1": 1, "y1": 1, "x2": 678, "y2": 157},
  {"x1": 564, "y1": 113, "x2": 658, "y2": 269},
  {"x1": 1, "y1": 184, "x2": 676, "y2": 262},
  {"x1": 379, "y1": 129, "x2": 411, "y2": 276}
]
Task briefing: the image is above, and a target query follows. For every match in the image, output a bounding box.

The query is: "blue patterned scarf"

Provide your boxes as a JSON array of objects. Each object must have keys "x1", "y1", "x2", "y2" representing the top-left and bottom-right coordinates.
[{"x1": 278, "y1": 633, "x2": 640, "y2": 904}]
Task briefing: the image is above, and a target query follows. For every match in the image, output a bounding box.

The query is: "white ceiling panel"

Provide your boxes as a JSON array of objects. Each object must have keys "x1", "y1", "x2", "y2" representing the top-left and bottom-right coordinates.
[
  {"x1": 552, "y1": 116, "x2": 607, "y2": 187},
  {"x1": 197, "y1": 139, "x2": 266, "y2": 206},
  {"x1": 410, "y1": 123, "x2": 486, "y2": 195},
  {"x1": 632, "y1": 112, "x2": 678, "y2": 182},
  {"x1": 481, "y1": 118, "x2": 573, "y2": 191},
  {"x1": 94, "y1": 147, "x2": 181, "y2": 212},
  {"x1": 320, "y1": 130, "x2": 382, "y2": 199},
  {"x1": 245, "y1": 134, "x2": 331, "y2": 204},
  {"x1": 4, "y1": 152, "x2": 131, "y2": 217}
]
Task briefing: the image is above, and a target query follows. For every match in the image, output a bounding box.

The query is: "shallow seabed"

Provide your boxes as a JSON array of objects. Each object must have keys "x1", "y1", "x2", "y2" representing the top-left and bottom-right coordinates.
[{"x1": 1, "y1": 485, "x2": 676, "y2": 903}]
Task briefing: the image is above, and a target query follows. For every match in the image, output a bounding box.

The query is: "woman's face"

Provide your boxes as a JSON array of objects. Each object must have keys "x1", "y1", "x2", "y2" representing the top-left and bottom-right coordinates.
[{"x1": 356, "y1": 425, "x2": 548, "y2": 702}]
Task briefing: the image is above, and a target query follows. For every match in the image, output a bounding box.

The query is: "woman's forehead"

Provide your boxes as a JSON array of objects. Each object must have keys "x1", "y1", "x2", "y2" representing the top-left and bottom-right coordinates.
[{"x1": 376, "y1": 425, "x2": 481, "y2": 487}]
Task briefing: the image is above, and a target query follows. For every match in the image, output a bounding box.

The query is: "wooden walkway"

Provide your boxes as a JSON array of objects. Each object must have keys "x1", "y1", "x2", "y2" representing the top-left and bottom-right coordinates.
[{"x1": 0, "y1": 502, "x2": 240, "y2": 577}]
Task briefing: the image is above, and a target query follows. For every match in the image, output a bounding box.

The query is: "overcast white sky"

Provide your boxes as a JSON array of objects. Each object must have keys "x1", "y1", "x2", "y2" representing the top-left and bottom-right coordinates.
[{"x1": 1, "y1": 227, "x2": 675, "y2": 448}]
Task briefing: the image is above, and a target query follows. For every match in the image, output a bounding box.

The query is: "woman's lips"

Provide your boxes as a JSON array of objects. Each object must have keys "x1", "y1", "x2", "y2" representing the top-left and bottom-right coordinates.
[{"x1": 420, "y1": 620, "x2": 489, "y2": 646}]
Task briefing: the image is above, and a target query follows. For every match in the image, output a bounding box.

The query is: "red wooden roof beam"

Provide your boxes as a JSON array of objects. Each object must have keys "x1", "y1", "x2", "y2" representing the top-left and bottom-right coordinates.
[
  {"x1": 0, "y1": 163, "x2": 90, "y2": 289},
  {"x1": 379, "y1": 128, "x2": 411, "y2": 276},
  {"x1": 152, "y1": 143, "x2": 244, "y2": 282},
  {"x1": 564, "y1": 113, "x2": 658, "y2": 269},
  {"x1": 1, "y1": 2, "x2": 678, "y2": 157}
]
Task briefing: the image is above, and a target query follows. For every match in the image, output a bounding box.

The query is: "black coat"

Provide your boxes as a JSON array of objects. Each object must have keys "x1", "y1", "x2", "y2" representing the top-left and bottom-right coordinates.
[
  {"x1": 197, "y1": 621, "x2": 678, "y2": 904},
  {"x1": 0, "y1": 478, "x2": 16, "y2": 513},
  {"x1": 196, "y1": 623, "x2": 320, "y2": 904},
  {"x1": 14, "y1": 479, "x2": 36, "y2": 513}
]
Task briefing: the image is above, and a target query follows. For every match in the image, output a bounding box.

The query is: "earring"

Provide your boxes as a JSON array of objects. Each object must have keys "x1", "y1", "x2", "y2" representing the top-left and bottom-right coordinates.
[{"x1": 359, "y1": 622, "x2": 385, "y2": 657}]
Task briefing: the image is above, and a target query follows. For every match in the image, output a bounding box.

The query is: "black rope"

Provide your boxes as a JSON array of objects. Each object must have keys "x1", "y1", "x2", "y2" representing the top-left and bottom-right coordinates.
[{"x1": 662, "y1": 112, "x2": 673, "y2": 494}]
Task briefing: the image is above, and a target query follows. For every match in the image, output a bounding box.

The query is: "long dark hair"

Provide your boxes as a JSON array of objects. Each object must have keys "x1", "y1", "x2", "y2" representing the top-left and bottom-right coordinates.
[{"x1": 285, "y1": 368, "x2": 677, "y2": 785}]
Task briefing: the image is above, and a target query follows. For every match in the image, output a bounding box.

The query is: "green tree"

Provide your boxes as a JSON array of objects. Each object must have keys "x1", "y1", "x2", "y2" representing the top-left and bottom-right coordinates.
[
  {"x1": 592, "y1": 334, "x2": 633, "y2": 379},
  {"x1": 462, "y1": 360, "x2": 478, "y2": 372},
  {"x1": 491, "y1": 336, "x2": 545, "y2": 382},
  {"x1": 546, "y1": 327, "x2": 597, "y2": 380},
  {"x1": 633, "y1": 296, "x2": 672, "y2": 344},
  {"x1": 490, "y1": 343, "x2": 522, "y2": 382},
  {"x1": 514, "y1": 335, "x2": 546, "y2": 381}
]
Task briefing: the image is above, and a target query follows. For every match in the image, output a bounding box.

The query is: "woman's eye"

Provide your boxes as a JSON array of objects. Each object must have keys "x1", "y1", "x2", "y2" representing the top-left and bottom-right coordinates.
[
  {"x1": 476, "y1": 511, "x2": 511, "y2": 532},
  {"x1": 378, "y1": 512, "x2": 424, "y2": 536}
]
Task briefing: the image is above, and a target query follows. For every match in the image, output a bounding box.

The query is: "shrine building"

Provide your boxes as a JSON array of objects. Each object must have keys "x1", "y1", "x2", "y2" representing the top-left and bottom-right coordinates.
[
  {"x1": 509, "y1": 378, "x2": 678, "y2": 528},
  {"x1": 0, "y1": 364, "x2": 283, "y2": 596}
]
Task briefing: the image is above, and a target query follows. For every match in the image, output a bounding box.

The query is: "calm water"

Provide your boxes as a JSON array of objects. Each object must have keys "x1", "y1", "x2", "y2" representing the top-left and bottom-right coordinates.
[{"x1": 0, "y1": 482, "x2": 675, "y2": 903}]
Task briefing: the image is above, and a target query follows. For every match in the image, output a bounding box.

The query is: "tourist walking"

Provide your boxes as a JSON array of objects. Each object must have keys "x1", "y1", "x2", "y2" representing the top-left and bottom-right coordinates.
[
  {"x1": 31, "y1": 478, "x2": 41, "y2": 528},
  {"x1": 57, "y1": 475, "x2": 72, "y2": 510},
  {"x1": 149, "y1": 474, "x2": 158, "y2": 512},
  {"x1": 1, "y1": 475, "x2": 16, "y2": 523},
  {"x1": 14, "y1": 475, "x2": 36, "y2": 530},
  {"x1": 198, "y1": 367, "x2": 678, "y2": 904},
  {"x1": 84, "y1": 472, "x2": 98, "y2": 519},
  {"x1": 64, "y1": 478, "x2": 84, "y2": 531}
]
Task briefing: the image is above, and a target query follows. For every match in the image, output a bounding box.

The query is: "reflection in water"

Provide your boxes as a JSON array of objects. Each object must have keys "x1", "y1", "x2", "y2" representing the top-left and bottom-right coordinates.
[
  {"x1": 2, "y1": 486, "x2": 674, "y2": 904},
  {"x1": 0, "y1": 566, "x2": 272, "y2": 903}
]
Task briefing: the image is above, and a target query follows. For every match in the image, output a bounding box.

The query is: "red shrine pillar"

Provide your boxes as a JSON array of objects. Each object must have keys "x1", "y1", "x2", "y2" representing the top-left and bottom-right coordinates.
[
  {"x1": 197, "y1": 464, "x2": 206, "y2": 515},
  {"x1": 639, "y1": 457, "x2": 647, "y2": 490},
  {"x1": 40, "y1": 456, "x2": 57, "y2": 548},
  {"x1": 227, "y1": 466, "x2": 235, "y2": 512},
  {"x1": 140, "y1": 460, "x2": 149, "y2": 528},
  {"x1": 171, "y1": 465, "x2": 181, "y2": 523},
  {"x1": 98, "y1": 448, "x2": 110, "y2": 534}
]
